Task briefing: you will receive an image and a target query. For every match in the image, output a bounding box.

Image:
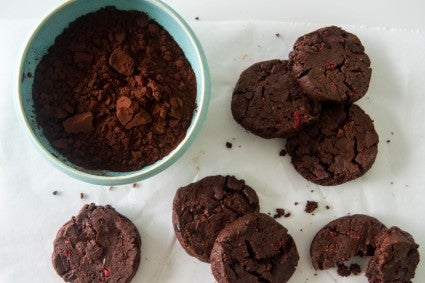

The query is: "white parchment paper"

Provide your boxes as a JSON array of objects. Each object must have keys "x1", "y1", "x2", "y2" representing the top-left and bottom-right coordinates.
[{"x1": 1, "y1": 19, "x2": 425, "y2": 282}]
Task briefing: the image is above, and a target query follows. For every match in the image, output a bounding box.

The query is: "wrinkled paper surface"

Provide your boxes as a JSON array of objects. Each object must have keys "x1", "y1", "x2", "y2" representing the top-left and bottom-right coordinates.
[{"x1": 1, "y1": 20, "x2": 425, "y2": 282}]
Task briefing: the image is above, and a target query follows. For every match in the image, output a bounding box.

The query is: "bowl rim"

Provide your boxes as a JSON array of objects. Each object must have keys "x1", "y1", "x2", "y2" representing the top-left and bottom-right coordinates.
[{"x1": 16, "y1": 0, "x2": 210, "y2": 186}]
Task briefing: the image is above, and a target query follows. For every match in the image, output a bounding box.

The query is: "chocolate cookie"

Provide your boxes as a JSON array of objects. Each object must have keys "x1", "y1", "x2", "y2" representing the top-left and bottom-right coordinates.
[
  {"x1": 231, "y1": 60, "x2": 321, "y2": 138},
  {"x1": 366, "y1": 227, "x2": 420, "y2": 283},
  {"x1": 172, "y1": 175, "x2": 260, "y2": 262},
  {"x1": 290, "y1": 26, "x2": 372, "y2": 104},
  {"x1": 52, "y1": 204, "x2": 141, "y2": 282},
  {"x1": 286, "y1": 103, "x2": 379, "y2": 186},
  {"x1": 310, "y1": 214, "x2": 386, "y2": 270},
  {"x1": 210, "y1": 213, "x2": 299, "y2": 283}
]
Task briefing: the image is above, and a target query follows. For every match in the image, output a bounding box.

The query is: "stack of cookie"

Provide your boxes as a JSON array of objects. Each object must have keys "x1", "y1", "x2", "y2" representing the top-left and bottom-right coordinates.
[
  {"x1": 172, "y1": 175, "x2": 300, "y2": 283},
  {"x1": 232, "y1": 26, "x2": 379, "y2": 186}
]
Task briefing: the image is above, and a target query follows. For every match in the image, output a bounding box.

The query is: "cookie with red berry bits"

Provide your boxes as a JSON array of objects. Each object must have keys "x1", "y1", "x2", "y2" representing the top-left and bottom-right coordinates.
[
  {"x1": 52, "y1": 204, "x2": 141, "y2": 283},
  {"x1": 231, "y1": 59, "x2": 321, "y2": 138},
  {"x1": 286, "y1": 103, "x2": 378, "y2": 186},
  {"x1": 290, "y1": 26, "x2": 372, "y2": 104}
]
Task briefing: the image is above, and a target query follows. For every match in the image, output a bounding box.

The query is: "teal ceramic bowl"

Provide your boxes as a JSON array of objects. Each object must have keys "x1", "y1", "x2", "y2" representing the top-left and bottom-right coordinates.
[{"x1": 17, "y1": 0, "x2": 210, "y2": 185}]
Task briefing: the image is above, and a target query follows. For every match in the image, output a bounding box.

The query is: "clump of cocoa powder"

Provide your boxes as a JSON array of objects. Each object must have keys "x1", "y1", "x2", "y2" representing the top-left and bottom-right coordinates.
[{"x1": 32, "y1": 7, "x2": 196, "y2": 171}]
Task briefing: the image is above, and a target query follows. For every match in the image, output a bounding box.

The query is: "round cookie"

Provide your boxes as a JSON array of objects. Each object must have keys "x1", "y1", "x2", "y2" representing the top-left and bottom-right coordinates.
[
  {"x1": 286, "y1": 103, "x2": 379, "y2": 186},
  {"x1": 210, "y1": 213, "x2": 299, "y2": 283},
  {"x1": 172, "y1": 175, "x2": 260, "y2": 262},
  {"x1": 310, "y1": 214, "x2": 386, "y2": 270},
  {"x1": 52, "y1": 204, "x2": 141, "y2": 283},
  {"x1": 231, "y1": 59, "x2": 321, "y2": 138},
  {"x1": 290, "y1": 26, "x2": 372, "y2": 104},
  {"x1": 366, "y1": 226, "x2": 420, "y2": 283}
]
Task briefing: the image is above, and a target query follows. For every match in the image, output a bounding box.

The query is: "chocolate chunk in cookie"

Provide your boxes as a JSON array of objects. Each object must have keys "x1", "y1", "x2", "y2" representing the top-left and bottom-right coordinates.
[
  {"x1": 172, "y1": 175, "x2": 260, "y2": 262},
  {"x1": 366, "y1": 226, "x2": 420, "y2": 283},
  {"x1": 210, "y1": 213, "x2": 299, "y2": 283},
  {"x1": 286, "y1": 103, "x2": 379, "y2": 186},
  {"x1": 52, "y1": 204, "x2": 141, "y2": 283},
  {"x1": 290, "y1": 26, "x2": 371, "y2": 104},
  {"x1": 310, "y1": 214, "x2": 386, "y2": 270},
  {"x1": 232, "y1": 60, "x2": 321, "y2": 138}
]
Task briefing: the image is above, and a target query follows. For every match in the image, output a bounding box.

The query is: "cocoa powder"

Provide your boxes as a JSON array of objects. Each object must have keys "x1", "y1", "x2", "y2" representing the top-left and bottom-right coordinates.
[{"x1": 32, "y1": 7, "x2": 196, "y2": 171}]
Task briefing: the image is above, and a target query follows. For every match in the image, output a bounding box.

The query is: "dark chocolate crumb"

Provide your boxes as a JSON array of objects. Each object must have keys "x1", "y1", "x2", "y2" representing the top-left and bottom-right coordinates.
[
  {"x1": 132, "y1": 183, "x2": 139, "y2": 188},
  {"x1": 300, "y1": 228, "x2": 303, "y2": 232},
  {"x1": 284, "y1": 212, "x2": 291, "y2": 218},
  {"x1": 305, "y1": 201, "x2": 318, "y2": 214},
  {"x1": 386, "y1": 139, "x2": 390, "y2": 143},
  {"x1": 325, "y1": 205, "x2": 330, "y2": 210},
  {"x1": 226, "y1": 142, "x2": 233, "y2": 149},
  {"x1": 294, "y1": 202, "x2": 299, "y2": 206},
  {"x1": 52, "y1": 190, "x2": 58, "y2": 195},
  {"x1": 80, "y1": 192, "x2": 84, "y2": 199},
  {"x1": 391, "y1": 131, "x2": 394, "y2": 135},
  {"x1": 195, "y1": 16, "x2": 199, "y2": 20},
  {"x1": 310, "y1": 190, "x2": 314, "y2": 193},
  {"x1": 337, "y1": 263, "x2": 351, "y2": 277},
  {"x1": 275, "y1": 33, "x2": 280, "y2": 37},
  {"x1": 279, "y1": 149, "x2": 287, "y2": 156},
  {"x1": 350, "y1": 263, "x2": 361, "y2": 275},
  {"x1": 108, "y1": 186, "x2": 114, "y2": 191},
  {"x1": 273, "y1": 208, "x2": 286, "y2": 219},
  {"x1": 267, "y1": 212, "x2": 271, "y2": 216}
]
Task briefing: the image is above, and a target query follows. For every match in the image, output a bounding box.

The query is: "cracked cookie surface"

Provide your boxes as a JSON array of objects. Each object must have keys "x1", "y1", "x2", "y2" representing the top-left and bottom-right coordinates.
[
  {"x1": 286, "y1": 103, "x2": 379, "y2": 186},
  {"x1": 366, "y1": 226, "x2": 420, "y2": 283},
  {"x1": 310, "y1": 214, "x2": 386, "y2": 270},
  {"x1": 172, "y1": 175, "x2": 260, "y2": 262},
  {"x1": 231, "y1": 60, "x2": 321, "y2": 138},
  {"x1": 52, "y1": 203, "x2": 141, "y2": 283},
  {"x1": 210, "y1": 213, "x2": 299, "y2": 283},
  {"x1": 290, "y1": 26, "x2": 371, "y2": 104}
]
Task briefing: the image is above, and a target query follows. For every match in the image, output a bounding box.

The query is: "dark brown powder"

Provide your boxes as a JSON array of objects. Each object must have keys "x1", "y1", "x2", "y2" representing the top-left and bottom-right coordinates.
[
  {"x1": 305, "y1": 200, "x2": 318, "y2": 214},
  {"x1": 337, "y1": 263, "x2": 351, "y2": 277},
  {"x1": 32, "y1": 7, "x2": 196, "y2": 171},
  {"x1": 350, "y1": 263, "x2": 361, "y2": 275},
  {"x1": 273, "y1": 208, "x2": 286, "y2": 219}
]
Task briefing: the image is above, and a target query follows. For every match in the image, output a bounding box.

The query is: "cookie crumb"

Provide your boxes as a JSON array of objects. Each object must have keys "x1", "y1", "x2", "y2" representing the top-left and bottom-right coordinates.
[
  {"x1": 52, "y1": 190, "x2": 58, "y2": 195},
  {"x1": 294, "y1": 202, "x2": 299, "y2": 206},
  {"x1": 284, "y1": 212, "x2": 291, "y2": 218},
  {"x1": 386, "y1": 139, "x2": 390, "y2": 143},
  {"x1": 195, "y1": 16, "x2": 199, "y2": 20},
  {"x1": 337, "y1": 263, "x2": 351, "y2": 277},
  {"x1": 132, "y1": 183, "x2": 139, "y2": 188},
  {"x1": 305, "y1": 201, "x2": 318, "y2": 214},
  {"x1": 275, "y1": 33, "x2": 280, "y2": 37},
  {"x1": 108, "y1": 186, "x2": 114, "y2": 191},
  {"x1": 226, "y1": 142, "x2": 233, "y2": 149},
  {"x1": 80, "y1": 192, "x2": 84, "y2": 199},
  {"x1": 391, "y1": 131, "x2": 394, "y2": 135},
  {"x1": 273, "y1": 208, "x2": 286, "y2": 219},
  {"x1": 325, "y1": 205, "x2": 330, "y2": 210},
  {"x1": 350, "y1": 263, "x2": 361, "y2": 275},
  {"x1": 279, "y1": 149, "x2": 287, "y2": 156}
]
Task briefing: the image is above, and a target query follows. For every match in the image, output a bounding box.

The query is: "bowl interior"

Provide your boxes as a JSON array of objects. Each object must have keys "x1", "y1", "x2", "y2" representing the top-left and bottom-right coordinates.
[{"x1": 18, "y1": 0, "x2": 210, "y2": 185}]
